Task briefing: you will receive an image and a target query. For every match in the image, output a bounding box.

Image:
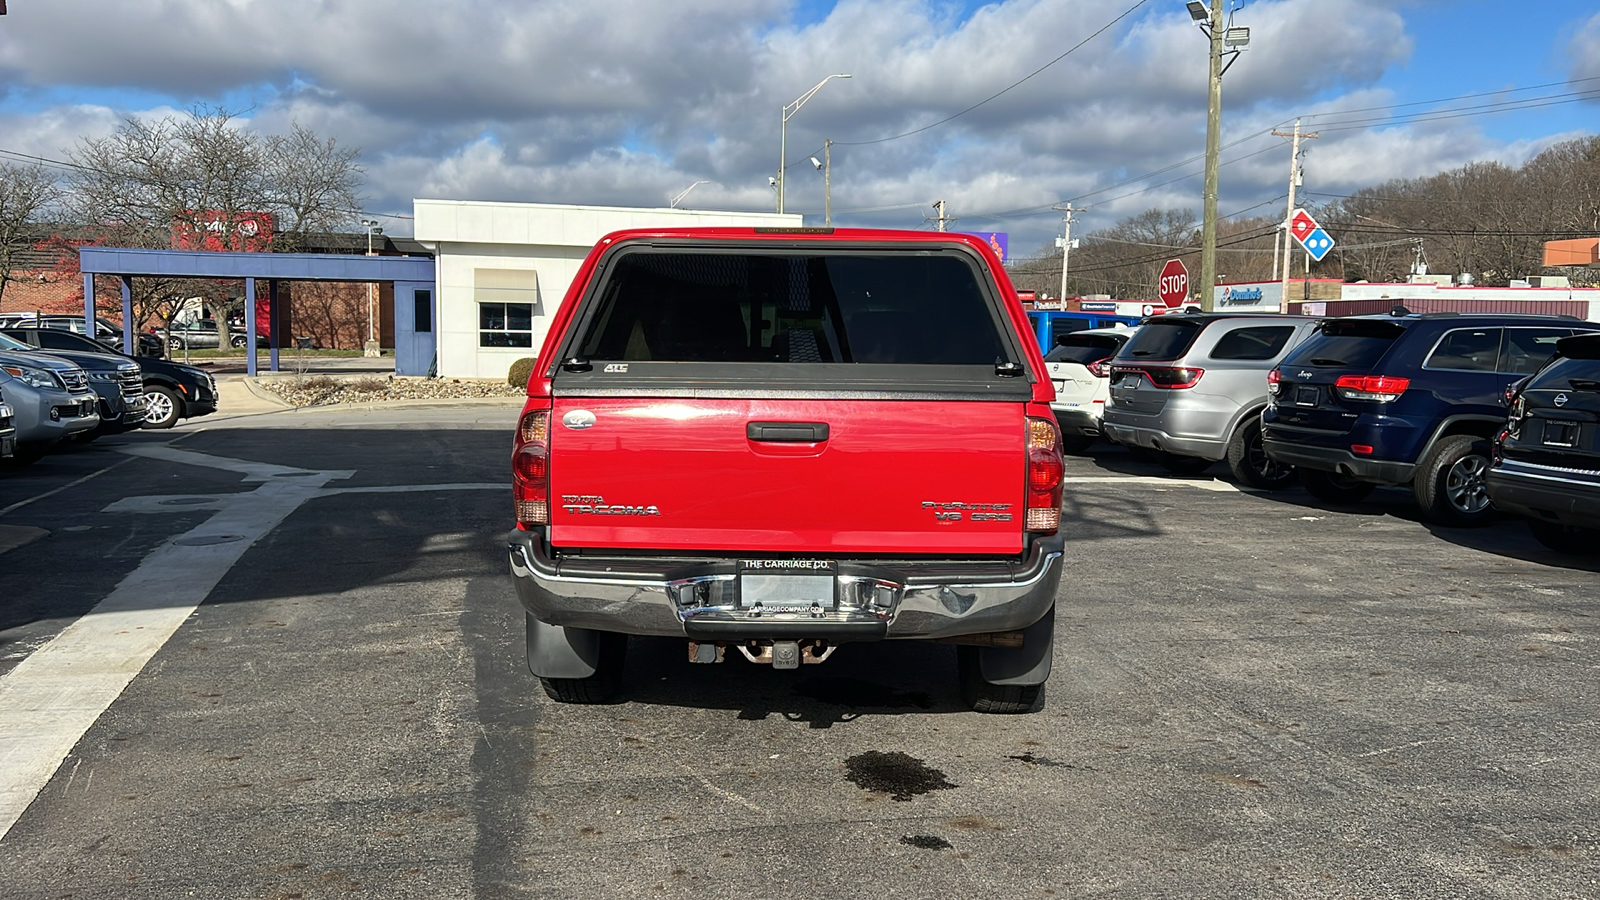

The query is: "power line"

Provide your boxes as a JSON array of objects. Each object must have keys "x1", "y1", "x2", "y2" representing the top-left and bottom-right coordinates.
[{"x1": 834, "y1": 0, "x2": 1152, "y2": 148}]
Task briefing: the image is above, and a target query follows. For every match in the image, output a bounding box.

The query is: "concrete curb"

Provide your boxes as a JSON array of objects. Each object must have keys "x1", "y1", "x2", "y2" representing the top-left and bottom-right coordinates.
[
  {"x1": 239, "y1": 376, "x2": 296, "y2": 410},
  {"x1": 273, "y1": 396, "x2": 526, "y2": 414}
]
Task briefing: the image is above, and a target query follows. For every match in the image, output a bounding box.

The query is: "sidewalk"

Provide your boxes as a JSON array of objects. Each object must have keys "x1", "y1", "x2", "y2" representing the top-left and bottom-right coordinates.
[{"x1": 210, "y1": 374, "x2": 294, "y2": 419}]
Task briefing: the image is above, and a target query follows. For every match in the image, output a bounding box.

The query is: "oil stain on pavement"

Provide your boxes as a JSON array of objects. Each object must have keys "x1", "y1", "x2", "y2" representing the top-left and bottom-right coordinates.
[{"x1": 844, "y1": 750, "x2": 955, "y2": 801}]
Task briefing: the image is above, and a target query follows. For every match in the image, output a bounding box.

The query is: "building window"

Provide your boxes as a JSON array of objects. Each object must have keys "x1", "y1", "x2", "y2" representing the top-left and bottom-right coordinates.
[
  {"x1": 414, "y1": 290, "x2": 432, "y2": 333},
  {"x1": 475, "y1": 268, "x2": 539, "y2": 348},
  {"x1": 479, "y1": 302, "x2": 534, "y2": 347}
]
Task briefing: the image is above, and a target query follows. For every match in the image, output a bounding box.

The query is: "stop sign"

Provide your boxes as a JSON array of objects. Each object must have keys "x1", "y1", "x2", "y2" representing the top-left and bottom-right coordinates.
[{"x1": 1157, "y1": 259, "x2": 1189, "y2": 308}]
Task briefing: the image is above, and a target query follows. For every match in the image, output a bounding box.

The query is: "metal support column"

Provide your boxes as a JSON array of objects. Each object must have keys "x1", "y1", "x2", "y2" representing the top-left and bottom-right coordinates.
[
  {"x1": 267, "y1": 280, "x2": 280, "y2": 372},
  {"x1": 82, "y1": 273, "x2": 94, "y2": 333},
  {"x1": 244, "y1": 278, "x2": 257, "y2": 377},
  {"x1": 120, "y1": 276, "x2": 134, "y2": 355}
]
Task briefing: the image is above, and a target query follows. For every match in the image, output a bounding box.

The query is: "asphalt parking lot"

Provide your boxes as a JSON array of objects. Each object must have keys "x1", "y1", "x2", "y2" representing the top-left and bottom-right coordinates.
[{"x1": 1, "y1": 405, "x2": 1597, "y2": 899}]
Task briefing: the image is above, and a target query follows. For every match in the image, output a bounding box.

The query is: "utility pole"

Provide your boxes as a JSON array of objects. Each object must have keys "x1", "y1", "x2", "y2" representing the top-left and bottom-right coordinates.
[
  {"x1": 929, "y1": 200, "x2": 953, "y2": 232},
  {"x1": 824, "y1": 140, "x2": 832, "y2": 227},
  {"x1": 1197, "y1": 0, "x2": 1224, "y2": 311},
  {"x1": 1272, "y1": 119, "x2": 1318, "y2": 313},
  {"x1": 1054, "y1": 203, "x2": 1075, "y2": 302}
]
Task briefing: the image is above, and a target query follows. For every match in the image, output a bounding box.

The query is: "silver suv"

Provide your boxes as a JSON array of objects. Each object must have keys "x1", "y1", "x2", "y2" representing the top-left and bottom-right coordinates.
[
  {"x1": 0, "y1": 348, "x2": 100, "y2": 465},
  {"x1": 1100, "y1": 313, "x2": 1321, "y2": 487}
]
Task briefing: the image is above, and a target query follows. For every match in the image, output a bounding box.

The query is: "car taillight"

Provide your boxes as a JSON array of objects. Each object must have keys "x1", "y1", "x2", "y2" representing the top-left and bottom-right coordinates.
[
  {"x1": 1266, "y1": 367, "x2": 1281, "y2": 395},
  {"x1": 1334, "y1": 375, "x2": 1409, "y2": 402},
  {"x1": 1025, "y1": 417, "x2": 1063, "y2": 534},
  {"x1": 1086, "y1": 358, "x2": 1111, "y2": 378},
  {"x1": 1505, "y1": 393, "x2": 1525, "y2": 440},
  {"x1": 512, "y1": 409, "x2": 550, "y2": 526},
  {"x1": 1145, "y1": 366, "x2": 1203, "y2": 387}
]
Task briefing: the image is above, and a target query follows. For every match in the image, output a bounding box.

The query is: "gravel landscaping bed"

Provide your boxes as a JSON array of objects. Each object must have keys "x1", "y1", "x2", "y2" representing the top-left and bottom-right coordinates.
[{"x1": 258, "y1": 374, "x2": 524, "y2": 406}]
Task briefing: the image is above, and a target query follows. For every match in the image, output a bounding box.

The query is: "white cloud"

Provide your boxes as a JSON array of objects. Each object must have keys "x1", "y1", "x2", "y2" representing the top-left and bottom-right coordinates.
[{"x1": 0, "y1": 0, "x2": 1589, "y2": 251}]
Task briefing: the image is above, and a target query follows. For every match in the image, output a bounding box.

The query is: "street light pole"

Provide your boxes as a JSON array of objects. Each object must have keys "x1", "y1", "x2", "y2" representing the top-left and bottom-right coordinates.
[
  {"x1": 361, "y1": 218, "x2": 381, "y2": 357},
  {"x1": 1198, "y1": 0, "x2": 1224, "y2": 311},
  {"x1": 779, "y1": 74, "x2": 851, "y2": 215}
]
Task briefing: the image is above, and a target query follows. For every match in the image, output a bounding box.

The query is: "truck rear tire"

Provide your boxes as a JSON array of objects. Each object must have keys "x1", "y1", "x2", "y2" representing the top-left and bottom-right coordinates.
[
  {"x1": 527, "y1": 615, "x2": 627, "y2": 704},
  {"x1": 956, "y1": 605, "x2": 1053, "y2": 714}
]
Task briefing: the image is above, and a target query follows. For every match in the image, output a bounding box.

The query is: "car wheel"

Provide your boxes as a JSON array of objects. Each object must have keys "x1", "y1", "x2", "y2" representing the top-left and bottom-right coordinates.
[
  {"x1": 1527, "y1": 520, "x2": 1599, "y2": 555},
  {"x1": 1300, "y1": 469, "x2": 1376, "y2": 505},
  {"x1": 538, "y1": 630, "x2": 628, "y2": 704},
  {"x1": 1157, "y1": 451, "x2": 1213, "y2": 476},
  {"x1": 231, "y1": 335, "x2": 248, "y2": 348},
  {"x1": 1413, "y1": 434, "x2": 1495, "y2": 527},
  {"x1": 1059, "y1": 434, "x2": 1094, "y2": 455},
  {"x1": 1226, "y1": 419, "x2": 1297, "y2": 490},
  {"x1": 142, "y1": 385, "x2": 182, "y2": 429},
  {"x1": 167, "y1": 336, "x2": 184, "y2": 350}
]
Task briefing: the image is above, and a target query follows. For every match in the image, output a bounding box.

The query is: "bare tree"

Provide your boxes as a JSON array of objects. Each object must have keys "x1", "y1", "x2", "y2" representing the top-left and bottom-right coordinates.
[
  {"x1": 0, "y1": 162, "x2": 60, "y2": 307},
  {"x1": 65, "y1": 107, "x2": 363, "y2": 338}
]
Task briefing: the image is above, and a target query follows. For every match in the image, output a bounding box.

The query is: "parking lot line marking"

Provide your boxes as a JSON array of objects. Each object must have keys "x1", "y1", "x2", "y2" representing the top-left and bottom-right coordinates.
[
  {"x1": 0, "y1": 435, "x2": 203, "y2": 520},
  {"x1": 322, "y1": 483, "x2": 505, "y2": 495},
  {"x1": 0, "y1": 461, "x2": 341, "y2": 842},
  {"x1": 0, "y1": 457, "x2": 135, "y2": 519},
  {"x1": 115, "y1": 444, "x2": 334, "y2": 481},
  {"x1": 1062, "y1": 475, "x2": 1251, "y2": 493}
]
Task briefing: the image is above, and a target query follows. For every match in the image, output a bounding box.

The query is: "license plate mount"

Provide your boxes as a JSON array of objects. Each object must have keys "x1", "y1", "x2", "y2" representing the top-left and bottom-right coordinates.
[
  {"x1": 739, "y1": 560, "x2": 837, "y2": 612},
  {"x1": 1543, "y1": 420, "x2": 1580, "y2": 448},
  {"x1": 1294, "y1": 385, "x2": 1318, "y2": 406}
]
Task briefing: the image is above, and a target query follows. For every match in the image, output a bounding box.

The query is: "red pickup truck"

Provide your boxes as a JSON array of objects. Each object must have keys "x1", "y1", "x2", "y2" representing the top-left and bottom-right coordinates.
[{"x1": 507, "y1": 227, "x2": 1066, "y2": 712}]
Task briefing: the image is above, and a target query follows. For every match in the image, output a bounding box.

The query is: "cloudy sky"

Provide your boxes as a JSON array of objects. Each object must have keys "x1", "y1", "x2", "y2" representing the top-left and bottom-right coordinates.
[{"x1": 1, "y1": 0, "x2": 1597, "y2": 257}]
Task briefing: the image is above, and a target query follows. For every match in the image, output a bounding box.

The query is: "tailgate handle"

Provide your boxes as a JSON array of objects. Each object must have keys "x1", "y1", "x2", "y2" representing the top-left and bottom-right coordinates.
[{"x1": 747, "y1": 421, "x2": 829, "y2": 442}]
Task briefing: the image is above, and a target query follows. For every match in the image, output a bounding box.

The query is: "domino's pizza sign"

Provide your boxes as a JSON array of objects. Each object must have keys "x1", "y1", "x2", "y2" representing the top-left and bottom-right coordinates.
[{"x1": 1288, "y1": 209, "x2": 1336, "y2": 262}]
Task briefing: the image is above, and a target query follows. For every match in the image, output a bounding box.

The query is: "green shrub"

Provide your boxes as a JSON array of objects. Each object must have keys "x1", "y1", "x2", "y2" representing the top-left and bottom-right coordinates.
[{"x1": 507, "y1": 357, "x2": 538, "y2": 389}]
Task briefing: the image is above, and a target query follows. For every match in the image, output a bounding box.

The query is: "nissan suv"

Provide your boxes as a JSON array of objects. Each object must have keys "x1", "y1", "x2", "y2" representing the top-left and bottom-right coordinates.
[
  {"x1": 1261, "y1": 312, "x2": 1598, "y2": 526},
  {"x1": 1100, "y1": 313, "x2": 1321, "y2": 487},
  {"x1": 1487, "y1": 332, "x2": 1600, "y2": 553}
]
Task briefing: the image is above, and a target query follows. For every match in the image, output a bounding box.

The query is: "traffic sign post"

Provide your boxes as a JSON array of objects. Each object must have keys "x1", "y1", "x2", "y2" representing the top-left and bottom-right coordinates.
[{"x1": 1157, "y1": 259, "x2": 1189, "y2": 309}]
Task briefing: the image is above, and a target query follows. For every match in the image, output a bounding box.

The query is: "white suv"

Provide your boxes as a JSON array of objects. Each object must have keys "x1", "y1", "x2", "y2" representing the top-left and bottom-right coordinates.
[{"x1": 1046, "y1": 326, "x2": 1136, "y2": 454}]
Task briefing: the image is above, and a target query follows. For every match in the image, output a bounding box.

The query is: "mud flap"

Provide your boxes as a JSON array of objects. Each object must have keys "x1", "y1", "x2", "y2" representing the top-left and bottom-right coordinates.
[
  {"x1": 526, "y1": 613, "x2": 603, "y2": 679},
  {"x1": 976, "y1": 604, "x2": 1054, "y2": 686}
]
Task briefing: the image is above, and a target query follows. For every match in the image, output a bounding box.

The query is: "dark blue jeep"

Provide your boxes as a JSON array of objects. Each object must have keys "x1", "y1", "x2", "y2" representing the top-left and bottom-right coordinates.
[{"x1": 1261, "y1": 311, "x2": 1600, "y2": 526}]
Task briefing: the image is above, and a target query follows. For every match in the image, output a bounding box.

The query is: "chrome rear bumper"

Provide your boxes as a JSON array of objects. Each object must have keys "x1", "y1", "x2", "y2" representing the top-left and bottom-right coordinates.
[{"x1": 506, "y1": 528, "x2": 1064, "y2": 641}]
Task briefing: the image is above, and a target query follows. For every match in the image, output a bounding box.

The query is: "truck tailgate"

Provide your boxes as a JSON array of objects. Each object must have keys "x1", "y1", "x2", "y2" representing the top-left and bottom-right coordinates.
[{"x1": 549, "y1": 397, "x2": 1027, "y2": 555}]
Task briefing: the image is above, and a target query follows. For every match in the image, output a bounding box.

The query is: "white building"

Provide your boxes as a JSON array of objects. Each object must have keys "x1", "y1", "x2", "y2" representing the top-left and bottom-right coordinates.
[{"x1": 413, "y1": 199, "x2": 801, "y2": 379}]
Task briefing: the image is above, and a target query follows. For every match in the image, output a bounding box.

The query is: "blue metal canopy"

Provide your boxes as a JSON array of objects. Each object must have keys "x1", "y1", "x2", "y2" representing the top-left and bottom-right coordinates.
[{"x1": 77, "y1": 247, "x2": 436, "y2": 377}]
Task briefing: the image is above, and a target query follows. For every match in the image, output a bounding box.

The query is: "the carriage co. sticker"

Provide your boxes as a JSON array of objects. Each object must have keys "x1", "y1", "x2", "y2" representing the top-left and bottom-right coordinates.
[{"x1": 562, "y1": 409, "x2": 597, "y2": 430}]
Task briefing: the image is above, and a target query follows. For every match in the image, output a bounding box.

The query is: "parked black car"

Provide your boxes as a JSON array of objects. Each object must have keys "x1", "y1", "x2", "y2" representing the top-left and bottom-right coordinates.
[
  {"x1": 0, "y1": 313, "x2": 166, "y2": 359},
  {"x1": 1, "y1": 327, "x2": 218, "y2": 429},
  {"x1": 1487, "y1": 332, "x2": 1600, "y2": 554},
  {"x1": 1262, "y1": 312, "x2": 1600, "y2": 526}
]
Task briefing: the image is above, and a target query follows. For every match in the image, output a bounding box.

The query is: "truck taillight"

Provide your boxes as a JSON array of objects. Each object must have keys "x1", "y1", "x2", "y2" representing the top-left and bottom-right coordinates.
[
  {"x1": 1025, "y1": 417, "x2": 1063, "y2": 534},
  {"x1": 1266, "y1": 367, "x2": 1281, "y2": 395},
  {"x1": 513, "y1": 409, "x2": 550, "y2": 526}
]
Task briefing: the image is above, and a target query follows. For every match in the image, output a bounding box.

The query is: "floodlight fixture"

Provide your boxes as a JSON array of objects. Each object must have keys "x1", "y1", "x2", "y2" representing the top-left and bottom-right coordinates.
[
  {"x1": 1224, "y1": 26, "x2": 1250, "y2": 47},
  {"x1": 1186, "y1": 1, "x2": 1208, "y2": 22},
  {"x1": 769, "y1": 176, "x2": 778, "y2": 187},
  {"x1": 810, "y1": 156, "x2": 823, "y2": 170}
]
